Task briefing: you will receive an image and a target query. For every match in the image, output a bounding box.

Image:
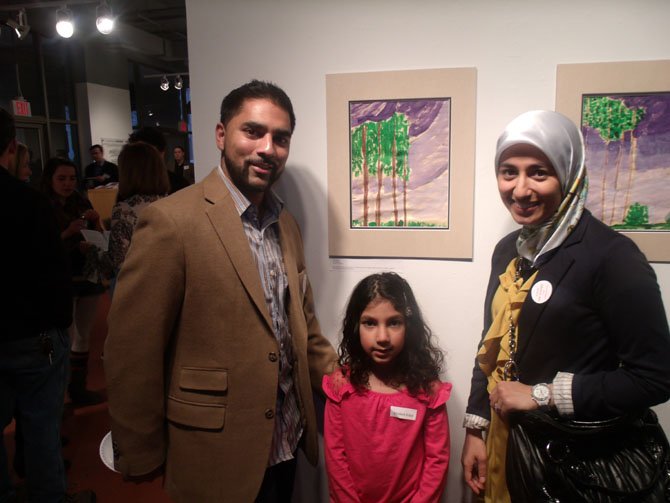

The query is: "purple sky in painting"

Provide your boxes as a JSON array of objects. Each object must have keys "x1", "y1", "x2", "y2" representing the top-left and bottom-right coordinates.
[
  {"x1": 350, "y1": 100, "x2": 444, "y2": 137},
  {"x1": 350, "y1": 99, "x2": 450, "y2": 193},
  {"x1": 582, "y1": 93, "x2": 670, "y2": 173}
]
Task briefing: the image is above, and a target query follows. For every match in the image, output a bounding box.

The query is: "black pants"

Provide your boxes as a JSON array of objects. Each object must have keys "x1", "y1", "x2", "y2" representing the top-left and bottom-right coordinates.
[{"x1": 255, "y1": 457, "x2": 298, "y2": 503}]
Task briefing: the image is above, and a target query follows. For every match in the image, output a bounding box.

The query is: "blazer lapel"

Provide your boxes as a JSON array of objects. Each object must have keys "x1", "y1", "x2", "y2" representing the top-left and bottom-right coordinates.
[
  {"x1": 278, "y1": 212, "x2": 300, "y2": 316},
  {"x1": 202, "y1": 169, "x2": 273, "y2": 331},
  {"x1": 516, "y1": 215, "x2": 590, "y2": 365}
]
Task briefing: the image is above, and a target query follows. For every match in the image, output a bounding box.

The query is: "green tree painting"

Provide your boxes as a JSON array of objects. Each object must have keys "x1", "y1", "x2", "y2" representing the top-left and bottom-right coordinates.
[
  {"x1": 581, "y1": 93, "x2": 670, "y2": 231},
  {"x1": 349, "y1": 99, "x2": 450, "y2": 228}
]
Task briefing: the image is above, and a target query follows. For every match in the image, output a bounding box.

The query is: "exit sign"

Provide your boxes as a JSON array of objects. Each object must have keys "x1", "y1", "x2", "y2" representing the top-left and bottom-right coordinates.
[{"x1": 12, "y1": 99, "x2": 32, "y2": 117}]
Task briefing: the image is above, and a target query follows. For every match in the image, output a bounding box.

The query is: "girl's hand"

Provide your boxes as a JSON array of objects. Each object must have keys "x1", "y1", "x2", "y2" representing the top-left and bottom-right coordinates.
[
  {"x1": 462, "y1": 429, "x2": 487, "y2": 495},
  {"x1": 489, "y1": 381, "x2": 536, "y2": 417}
]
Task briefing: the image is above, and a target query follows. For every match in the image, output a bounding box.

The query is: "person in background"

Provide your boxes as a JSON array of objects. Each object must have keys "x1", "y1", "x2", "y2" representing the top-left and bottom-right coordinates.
[
  {"x1": 87, "y1": 141, "x2": 169, "y2": 295},
  {"x1": 324, "y1": 272, "x2": 450, "y2": 503},
  {"x1": 128, "y1": 128, "x2": 189, "y2": 194},
  {"x1": 42, "y1": 158, "x2": 105, "y2": 407},
  {"x1": 8, "y1": 142, "x2": 32, "y2": 182},
  {"x1": 0, "y1": 108, "x2": 95, "y2": 502},
  {"x1": 173, "y1": 145, "x2": 194, "y2": 185},
  {"x1": 84, "y1": 144, "x2": 118, "y2": 189},
  {"x1": 105, "y1": 80, "x2": 337, "y2": 502},
  {"x1": 461, "y1": 111, "x2": 670, "y2": 502},
  {"x1": 6, "y1": 141, "x2": 32, "y2": 480}
]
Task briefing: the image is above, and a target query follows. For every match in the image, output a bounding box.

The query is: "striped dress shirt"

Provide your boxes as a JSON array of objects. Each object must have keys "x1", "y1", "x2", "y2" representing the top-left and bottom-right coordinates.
[{"x1": 219, "y1": 167, "x2": 303, "y2": 466}]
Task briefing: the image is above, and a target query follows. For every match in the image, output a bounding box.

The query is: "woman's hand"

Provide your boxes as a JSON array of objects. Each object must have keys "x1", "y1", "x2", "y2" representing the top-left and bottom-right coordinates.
[
  {"x1": 82, "y1": 209, "x2": 100, "y2": 223},
  {"x1": 62, "y1": 218, "x2": 86, "y2": 239},
  {"x1": 489, "y1": 381, "x2": 537, "y2": 417},
  {"x1": 462, "y1": 429, "x2": 487, "y2": 495},
  {"x1": 82, "y1": 209, "x2": 103, "y2": 231}
]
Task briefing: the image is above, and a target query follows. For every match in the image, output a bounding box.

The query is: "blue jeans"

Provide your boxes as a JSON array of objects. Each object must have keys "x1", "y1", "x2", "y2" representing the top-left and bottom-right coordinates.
[{"x1": 0, "y1": 329, "x2": 68, "y2": 503}]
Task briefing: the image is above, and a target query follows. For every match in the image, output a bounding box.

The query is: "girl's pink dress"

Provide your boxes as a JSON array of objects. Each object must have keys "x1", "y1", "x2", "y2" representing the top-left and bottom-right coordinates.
[{"x1": 323, "y1": 369, "x2": 451, "y2": 503}]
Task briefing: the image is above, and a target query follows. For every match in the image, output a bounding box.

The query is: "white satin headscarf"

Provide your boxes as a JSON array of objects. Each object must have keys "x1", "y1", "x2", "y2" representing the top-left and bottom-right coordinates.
[{"x1": 495, "y1": 110, "x2": 588, "y2": 266}]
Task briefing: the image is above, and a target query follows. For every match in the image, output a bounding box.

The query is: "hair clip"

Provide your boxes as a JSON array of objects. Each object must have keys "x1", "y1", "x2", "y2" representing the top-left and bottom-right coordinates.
[{"x1": 405, "y1": 306, "x2": 413, "y2": 317}]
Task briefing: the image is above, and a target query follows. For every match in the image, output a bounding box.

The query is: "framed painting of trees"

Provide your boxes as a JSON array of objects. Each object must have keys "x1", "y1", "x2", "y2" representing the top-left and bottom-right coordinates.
[
  {"x1": 557, "y1": 60, "x2": 670, "y2": 262},
  {"x1": 350, "y1": 100, "x2": 448, "y2": 229},
  {"x1": 327, "y1": 68, "x2": 476, "y2": 259}
]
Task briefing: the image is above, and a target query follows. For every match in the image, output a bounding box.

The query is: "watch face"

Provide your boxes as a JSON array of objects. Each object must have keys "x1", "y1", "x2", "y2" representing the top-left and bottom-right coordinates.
[
  {"x1": 532, "y1": 384, "x2": 550, "y2": 405},
  {"x1": 533, "y1": 386, "x2": 549, "y2": 400}
]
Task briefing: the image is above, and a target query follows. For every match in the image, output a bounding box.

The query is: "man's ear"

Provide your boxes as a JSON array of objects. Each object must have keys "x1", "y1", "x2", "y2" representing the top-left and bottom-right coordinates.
[{"x1": 215, "y1": 123, "x2": 226, "y2": 152}]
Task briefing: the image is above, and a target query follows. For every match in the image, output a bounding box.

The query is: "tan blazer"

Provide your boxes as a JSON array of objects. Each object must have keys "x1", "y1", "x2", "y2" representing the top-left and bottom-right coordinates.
[{"x1": 104, "y1": 169, "x2": 337, "y2": 502}]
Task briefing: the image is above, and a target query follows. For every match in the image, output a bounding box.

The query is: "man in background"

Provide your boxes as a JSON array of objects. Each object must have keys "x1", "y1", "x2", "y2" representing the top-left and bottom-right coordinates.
[
  {"x1": 84, "y1": 144, "x2": 118, "y2": 189},
  {"x1": 105, "y1": 80, "x2": 337, "y2": 502},
  {"x1": 0, "y1": 108, "x2": 94, "y2": 502},
  {"x1": 172, "y1": 145, "x2": 194, "y2": 185}
]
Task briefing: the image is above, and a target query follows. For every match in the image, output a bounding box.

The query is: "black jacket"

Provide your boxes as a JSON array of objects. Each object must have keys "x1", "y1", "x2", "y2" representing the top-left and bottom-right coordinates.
[
  {"x1": 466, "y1": 210, "x2": 670, "y2": 420},
  {"x1": 1, "y1": 168, "x2": 72, "y2": 339}
]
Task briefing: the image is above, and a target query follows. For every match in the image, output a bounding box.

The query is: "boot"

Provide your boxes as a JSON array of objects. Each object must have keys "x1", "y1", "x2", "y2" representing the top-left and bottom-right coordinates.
[{"x1": 68, "y1": 352, "x2": 104, "y2": 406}]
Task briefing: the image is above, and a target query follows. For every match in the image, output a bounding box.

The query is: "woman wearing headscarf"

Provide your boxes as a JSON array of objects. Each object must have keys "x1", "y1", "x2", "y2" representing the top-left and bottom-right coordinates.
[{"x1": 461, "y1": 111, "x2": 670, "y2": 502}]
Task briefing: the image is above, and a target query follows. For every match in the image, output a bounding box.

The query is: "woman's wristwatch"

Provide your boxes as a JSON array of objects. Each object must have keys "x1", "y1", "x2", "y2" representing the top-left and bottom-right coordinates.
[{"x1": 531, "y1": 383, "x2": 552, "y2": 408}]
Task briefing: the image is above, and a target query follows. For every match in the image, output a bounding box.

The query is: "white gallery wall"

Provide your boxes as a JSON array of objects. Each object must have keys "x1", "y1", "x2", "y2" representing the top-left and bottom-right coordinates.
[
  {"x1": 75, "y1": 82, "x2": 132, "y2": 159},
  {"x1": 185, "y1": 1, "x2": 670, "y2": 501}
]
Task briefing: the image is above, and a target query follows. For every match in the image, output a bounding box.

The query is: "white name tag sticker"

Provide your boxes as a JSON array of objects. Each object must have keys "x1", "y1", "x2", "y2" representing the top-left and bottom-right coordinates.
[
  {"x1": 531, "y1": 280, "x2": 553, "y2": 304},
  {"x1": 390, "y1": 406, "x2": 417, "y2": 421}
]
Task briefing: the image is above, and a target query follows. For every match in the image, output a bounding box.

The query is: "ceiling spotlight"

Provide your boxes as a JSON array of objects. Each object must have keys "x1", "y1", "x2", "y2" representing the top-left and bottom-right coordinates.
[
  {"x1": 15, "y1": 9, "x2": 30, "y2": 40},
  {"x1": 160, "y1": 75, "x2": 169, "y2": 91},
  {"x1": 6, "y1": 9, "x2": 30, "y2": 40},
  {"x1": 56, "y1": 7, "x2": 74, "y2": 38},
  {"x1": 174, "y1": 74, "x2": 183, "y2": 90},
  {"x1": 96, "y1": 1, "x2": 114, "y2": 35}
]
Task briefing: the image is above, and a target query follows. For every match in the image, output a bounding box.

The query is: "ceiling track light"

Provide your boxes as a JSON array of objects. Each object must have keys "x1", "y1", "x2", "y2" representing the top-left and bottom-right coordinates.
[
  {"x1": 160, "y1": 75, "x2": 169, "y2": 91},
  {"x1": 174, "y1": 74, "x2": 183, "y2": 90},
  {"x1": 96, "y1": 0, "x2": 114, "y2": 35},
  {"x1": 5, "y1": 9, "x2": 30, "y2": 40},
  {"x1": 16, "y1": 9, "x2": 30, "y2": 39},
  {"x1": 56, "y1": 6, "x2": 74, "y2": 38}
]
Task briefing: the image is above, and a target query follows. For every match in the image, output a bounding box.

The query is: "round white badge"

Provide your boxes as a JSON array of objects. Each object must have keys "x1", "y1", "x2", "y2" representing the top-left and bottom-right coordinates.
[
  {"x1": 531, "y1": 280, "x2": 553, "y2": 304},
  {"x1": 99, "y1": 431, "x2": 120, "y2": 473}
]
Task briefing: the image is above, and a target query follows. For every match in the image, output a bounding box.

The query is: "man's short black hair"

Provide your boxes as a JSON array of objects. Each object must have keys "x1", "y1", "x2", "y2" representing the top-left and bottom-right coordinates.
[
  {"x1": 128, "y1": 127, "x2": 167, "y2": 153},
  {"x1": 219, "y1": 80, "x2": 296, "y2": 132},
  {"x1": 174, "y1": 146, "x2": 185, "y2": 152},
  {"x1": 90, "y1": 144, "x2": 103, "y2": 152},
  {"x1": 0, "y1": 108, "x2": 16, "y2": 155}
]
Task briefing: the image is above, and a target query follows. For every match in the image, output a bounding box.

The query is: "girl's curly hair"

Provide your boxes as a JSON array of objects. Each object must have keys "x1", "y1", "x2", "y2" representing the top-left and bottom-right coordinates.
[{"x1": 338, "y1": 272, "x2": 444, "y2": 395}]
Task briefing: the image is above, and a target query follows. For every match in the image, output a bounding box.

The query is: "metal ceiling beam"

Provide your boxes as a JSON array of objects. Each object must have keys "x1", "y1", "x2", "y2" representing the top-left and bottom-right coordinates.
[{"x1": 0, "y1": 1, "x2": 98, "y2": 11}]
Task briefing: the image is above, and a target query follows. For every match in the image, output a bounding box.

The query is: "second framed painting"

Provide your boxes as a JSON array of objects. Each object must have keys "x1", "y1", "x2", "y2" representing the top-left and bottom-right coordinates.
[
  {"x1": 556, "y1": 60, "x2": 670, "y2": 262},
  {"x1": 326, "y1": 68, "x2": 477, "y2": 259}
]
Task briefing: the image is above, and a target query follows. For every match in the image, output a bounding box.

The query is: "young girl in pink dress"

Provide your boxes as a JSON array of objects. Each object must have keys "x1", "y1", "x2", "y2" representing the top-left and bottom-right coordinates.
[{"x1": 323, "y1": 272, "x2": 451, "y2": 503}]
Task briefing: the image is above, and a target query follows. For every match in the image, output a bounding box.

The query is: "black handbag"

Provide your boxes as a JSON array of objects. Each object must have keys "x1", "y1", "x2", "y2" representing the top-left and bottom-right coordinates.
[{"x1": 506, "y1": 409, "x2": 670, "y2": 502}]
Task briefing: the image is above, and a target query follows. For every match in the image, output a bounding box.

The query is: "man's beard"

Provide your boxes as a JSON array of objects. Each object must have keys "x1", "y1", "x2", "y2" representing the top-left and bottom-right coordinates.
[{"x1": 222, "y1": 151, "x2": 279, "y2": 194}]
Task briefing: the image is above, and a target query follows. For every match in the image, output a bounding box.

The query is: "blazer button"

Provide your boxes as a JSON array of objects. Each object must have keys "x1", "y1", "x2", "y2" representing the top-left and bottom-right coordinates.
[
  {"x1": 268, "y1": 352, "x2": 278, "y2": 362},
  {"x1": 265, "y1": 408, "x2": 274, "y2": 419}
]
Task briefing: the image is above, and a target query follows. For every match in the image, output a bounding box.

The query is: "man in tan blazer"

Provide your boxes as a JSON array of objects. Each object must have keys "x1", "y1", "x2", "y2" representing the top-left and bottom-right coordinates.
[{"x1": 104, "y1": 80, "x2": 337, "y2": 502}]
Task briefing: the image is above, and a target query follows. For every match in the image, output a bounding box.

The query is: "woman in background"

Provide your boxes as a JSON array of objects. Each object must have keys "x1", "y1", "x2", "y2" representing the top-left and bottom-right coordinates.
[
  {"x1": 87, "y1": 141, "x2": 169, "y2": 294},
  {"x1": 42, "y1": 157, "x2": 104, "y2": 406}
]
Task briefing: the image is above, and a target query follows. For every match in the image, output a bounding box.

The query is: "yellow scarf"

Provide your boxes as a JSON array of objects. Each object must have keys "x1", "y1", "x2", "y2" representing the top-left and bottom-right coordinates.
[{"x1": 477, "y1": 257, "x2": 538, "y2": 503}]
